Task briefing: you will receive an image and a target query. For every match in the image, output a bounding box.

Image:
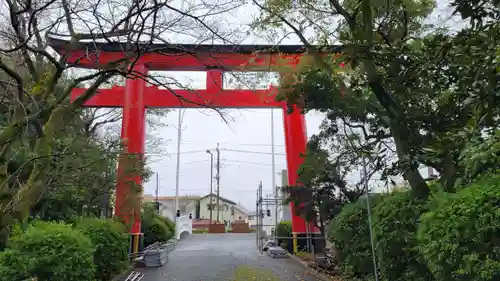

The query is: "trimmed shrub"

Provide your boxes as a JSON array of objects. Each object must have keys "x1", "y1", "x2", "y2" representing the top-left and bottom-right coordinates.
[
  {"x1": 328, "y1": 195, "x2": 382, "y2": 279},
  {"x1": 159, "y1": 216, "x2": 175, "y2": 233},
  {"x1": 0, "y1": 221, "x2": 95, "y2": 281},
  {"x1": 0, "y1": 250, "x2": 30, "y2": 281},
  {"x1": 276, "y1": 221, "x2": 292, "y2": 253},
  {"x1": 372, "y1": 191, "x2": 432, "y2": 281},
  {"x1": 74, "y1": 218, "x2": 130, "y2": 281},
  {"x1": 417, "y1": 176, "x2": 500, "y2": 281},
  {"x1": 142, "y1": 216, "x2": 173, "y2": 246}
]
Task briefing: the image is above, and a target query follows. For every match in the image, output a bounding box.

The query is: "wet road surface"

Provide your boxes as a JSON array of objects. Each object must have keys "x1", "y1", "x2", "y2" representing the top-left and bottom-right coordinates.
[{"x1": 139, "y1": 233, "x2": 321, "y2": 281}]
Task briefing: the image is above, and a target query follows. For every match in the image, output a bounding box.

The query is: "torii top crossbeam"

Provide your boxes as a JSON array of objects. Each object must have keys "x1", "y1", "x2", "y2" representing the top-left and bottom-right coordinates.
[{"x1": 48, "y1": 37, "x2": 342, "y2": 71}]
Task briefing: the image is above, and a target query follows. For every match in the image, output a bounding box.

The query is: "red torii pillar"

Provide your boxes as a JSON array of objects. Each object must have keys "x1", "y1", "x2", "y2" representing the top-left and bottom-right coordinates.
[
  {"x1": 283, "y1": 104, "x2": 321, "y2": 252},
  {"x1": 116, "y1": 64, "x2": 148, "y2": 254}
]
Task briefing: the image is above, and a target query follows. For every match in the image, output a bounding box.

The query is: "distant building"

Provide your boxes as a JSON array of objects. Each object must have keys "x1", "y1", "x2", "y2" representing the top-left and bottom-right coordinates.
[
  {"x1": 247, "y1": 212, "x2": 258, "y2": 228},
  {"x1": 142, "y1": 194, "x2": 200, "y2": 221},
  {"x1": 198, "y1": 193, "x2": 248, "y2": 224},
  {"x1": 142, "y1": 193, "x2": 248, "y2": 225}
]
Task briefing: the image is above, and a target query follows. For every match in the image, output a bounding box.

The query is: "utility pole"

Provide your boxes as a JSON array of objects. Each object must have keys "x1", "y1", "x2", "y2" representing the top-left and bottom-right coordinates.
[
  {"x1": 216, "y1": 143, "x2": 220, "y2": 222},
  {"x1": 155, "y1": 172, "x2": 159, "y2": 213},
  {"x1": 174, "y1": 109, "x2": 183, "y2": 220},
  {"x1": 270, "y1": 108, "x2": 277, "y2": 228},
  {"x1": 257, "y1": 181, "x2": 263, "y2": 252},
  {"x1": 274, "y1": 184, "x2": 279, "y2": 230},
  {"x1": 206, "y1": 150, "x2": 214, "y2": 225}
]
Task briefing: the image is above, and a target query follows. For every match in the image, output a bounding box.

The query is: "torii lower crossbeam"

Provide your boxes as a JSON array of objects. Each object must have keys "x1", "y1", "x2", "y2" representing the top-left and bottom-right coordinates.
[{"x1": 71, "y1": 87, "x2": 282, "y2": 108}]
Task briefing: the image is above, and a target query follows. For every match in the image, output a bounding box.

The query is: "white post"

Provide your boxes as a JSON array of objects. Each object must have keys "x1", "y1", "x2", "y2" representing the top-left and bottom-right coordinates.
[
  {"x1": 174, "y1": 109, "x2": 183, "y2": 220},
  {"x1": 270, "y1": 108, "x2": 276, "y2": 227}
]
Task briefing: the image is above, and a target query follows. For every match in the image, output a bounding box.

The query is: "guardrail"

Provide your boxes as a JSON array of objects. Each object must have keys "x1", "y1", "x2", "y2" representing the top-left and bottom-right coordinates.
[{"x1": 141, "y1": 239, "x2": 179, "y2": 267}]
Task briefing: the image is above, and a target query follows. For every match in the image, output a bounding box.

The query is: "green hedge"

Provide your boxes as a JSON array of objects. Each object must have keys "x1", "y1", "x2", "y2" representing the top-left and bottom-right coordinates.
[
  {"x1": 74, "y1": 218, "x2": 130, "y2": 281},
  {"x1": 142, "y1": 216, "x2": 173, "y2": 246},
  {"x1": 276, "y1": 221, "x2": 292, "y2": 252},
  {"x1": 328, "y1": 195, "x2": 382, "y2": 280},
  {"x1": 159, "y1": 216, "x2": 175, "y2": 233},
  {"x1": 328, "y1": 175, "x2": 500, "y2": 281},
  {"x1": 417, "y1": 176, "x2": 500, "y2": 281},
  {"x1": 0, "y1": 221, "x2": 95, "y2": 281},
  {"x1": 372, "y1": 191, "x2": 432, "y2": 281}
]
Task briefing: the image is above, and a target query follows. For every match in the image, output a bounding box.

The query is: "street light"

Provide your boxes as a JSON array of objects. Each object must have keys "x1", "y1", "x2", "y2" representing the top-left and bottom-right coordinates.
[{"x1": 206, "y1": 150, "x2": 214, "y2": 226}]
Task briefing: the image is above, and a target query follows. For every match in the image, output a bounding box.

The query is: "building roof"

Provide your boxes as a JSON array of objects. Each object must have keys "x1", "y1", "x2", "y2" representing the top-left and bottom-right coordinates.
[
  {"x1": 200, "y1": 193, "x2": 237, "y2": 205},
  {"x1": 234, "y1": 204, "x2": 248, "y2": 214}
]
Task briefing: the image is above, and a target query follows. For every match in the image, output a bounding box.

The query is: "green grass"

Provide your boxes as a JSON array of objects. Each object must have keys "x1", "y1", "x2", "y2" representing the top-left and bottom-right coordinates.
[
  {"x1": 232, "y1": 266, "x2": 282, "y2": 281},
  {"x1": 192, "y1": 229, "x2": 209, "y2": 234}
]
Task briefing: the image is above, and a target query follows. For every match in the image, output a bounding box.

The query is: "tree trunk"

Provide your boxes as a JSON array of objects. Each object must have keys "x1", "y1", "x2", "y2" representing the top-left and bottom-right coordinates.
[
  {"x1": 392, "y1": 126, "x2": 429, "y2": 198},
  {"x1": 440, "y1": 158, "x2": 458, "y2": 192}
]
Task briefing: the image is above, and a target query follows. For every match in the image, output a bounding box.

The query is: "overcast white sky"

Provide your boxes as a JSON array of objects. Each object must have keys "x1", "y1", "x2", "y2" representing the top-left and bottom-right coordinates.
[{"x1": 143, "y1": 108, "x2": 325, "y2": 211}]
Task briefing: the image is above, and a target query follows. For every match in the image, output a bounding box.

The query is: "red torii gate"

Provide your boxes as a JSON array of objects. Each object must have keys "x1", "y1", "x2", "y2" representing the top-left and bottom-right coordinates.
[{"x1": 49, "y1": 37, "x2": 341, "y2": 252}]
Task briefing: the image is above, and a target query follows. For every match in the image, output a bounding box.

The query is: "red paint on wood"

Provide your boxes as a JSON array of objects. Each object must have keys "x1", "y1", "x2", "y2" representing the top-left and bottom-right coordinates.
[
  {"x1": 115, "y1": 64, "x2": 147, "y2": 234},
  {"x1": 71, "y1": 86, "x2": 282, "y2": 108}
]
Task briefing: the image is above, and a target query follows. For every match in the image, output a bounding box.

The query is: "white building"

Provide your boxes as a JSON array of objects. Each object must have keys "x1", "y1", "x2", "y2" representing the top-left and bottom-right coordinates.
[
  {"x1": 198, "y1": 193, "x2": 248, "y2": 224},
  {"x1": 142, "y1": 193, "x2": 248, "y2": 225},
  {"x1": 142, "y1": 194, "x2": 200, "y2": 221},
  {"x1": 247, "y1": 212, "x2": 258, "y2": 228}
]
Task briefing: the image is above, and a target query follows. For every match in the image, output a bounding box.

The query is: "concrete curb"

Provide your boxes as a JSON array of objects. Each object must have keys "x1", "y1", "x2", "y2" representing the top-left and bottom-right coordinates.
[{"x1": 286, "y1": 253, "x2": 337, "y2": 281}]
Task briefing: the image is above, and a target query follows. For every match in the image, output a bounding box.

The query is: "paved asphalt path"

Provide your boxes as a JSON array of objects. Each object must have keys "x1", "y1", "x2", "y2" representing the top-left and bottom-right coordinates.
[{"x1": 138, "y1": 233, "x2": 322, "y2": 281}]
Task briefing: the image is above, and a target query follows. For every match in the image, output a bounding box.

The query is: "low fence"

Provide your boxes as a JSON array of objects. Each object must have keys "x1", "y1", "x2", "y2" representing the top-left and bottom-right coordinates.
[
  {"x1": 231, "y1": 222, "x2": 250, "y2": 233},
  {"x1": 208, "y1": 223, "x2": 225, "y2": 233}
]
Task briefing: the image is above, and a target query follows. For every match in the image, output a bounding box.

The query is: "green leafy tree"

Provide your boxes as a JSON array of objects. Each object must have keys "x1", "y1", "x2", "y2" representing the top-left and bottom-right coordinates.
[
  {"x1": 0, "y1": 0, "x2": 236, "y2": 240},
  {"x1": 284, "y1": 135, "x2": 369, "y2": 236},
  {"x1": 417, "y1": 175, "x2": 500, "y2": 281},
  {"x1": 253, "y1": 0, "x2": 499, "y2": 199}
]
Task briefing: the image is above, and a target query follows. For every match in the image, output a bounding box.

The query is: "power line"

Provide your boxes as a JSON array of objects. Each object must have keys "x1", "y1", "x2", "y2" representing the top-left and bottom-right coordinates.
[
  {"x1": 146, "y1": 149, "x2": 211, "y2": 156},
  {"x1": 153, "y1": 159, "x2": 285, "y2": 170},
  {"x1": 147, "y1": 148, "x2": 286, "y2": 157},
  {"x1": 221, "y1": 159, "x2": 274, "y2": 166},
  {"x1": 220, "y1": 148, "x2": 286, "y2": 156},
  {"x1": 151, "y1": 188, "x2": 265, "y2": 192},
  {"x1": 181, "y1": 140, "x2": 285, "y2": 147},
  {"x1": 183, "y1": 160, "x2": 209, "y2": 165}
]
